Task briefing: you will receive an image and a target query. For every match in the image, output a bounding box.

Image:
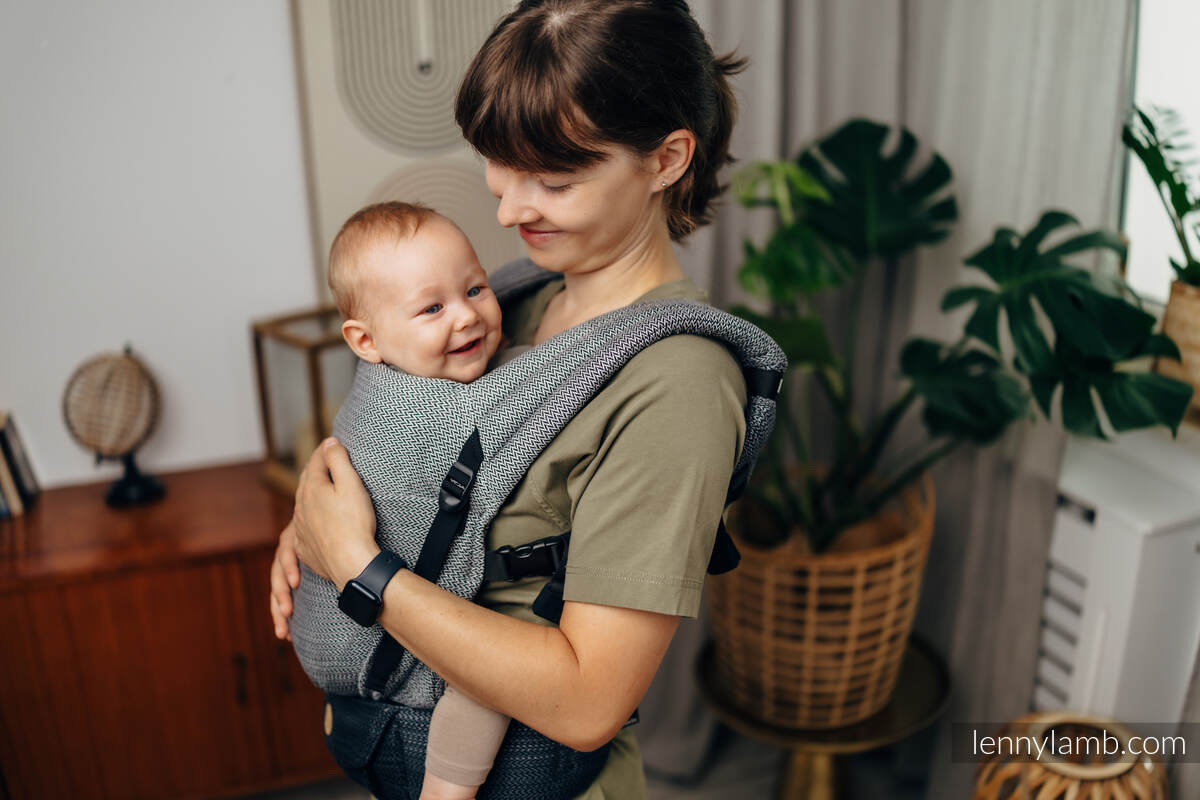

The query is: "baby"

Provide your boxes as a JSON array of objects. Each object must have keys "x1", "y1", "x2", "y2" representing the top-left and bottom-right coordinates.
[{"x1": 327, "y1": 201, "x2": 512, "y2": 800}]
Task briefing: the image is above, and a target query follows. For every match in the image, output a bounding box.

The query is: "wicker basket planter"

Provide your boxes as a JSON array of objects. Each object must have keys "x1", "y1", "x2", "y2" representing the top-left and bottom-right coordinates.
[
  {"x1": 1156, "y1": 279, "x2": 1200, "y2": 424},
  {"x1": 707, "y1": 474, "x2": 935, "y2": 729},
  {"x1": 972, "y1": 713, "x2": 1169, "y2": 799}
]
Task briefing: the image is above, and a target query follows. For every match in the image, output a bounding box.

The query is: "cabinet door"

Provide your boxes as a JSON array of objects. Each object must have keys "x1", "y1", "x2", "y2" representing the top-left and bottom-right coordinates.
[
  {"x1": 0, "y1": 591, "x2": 107, "y2": 798},
  {"x1": 239, "y1": 548, "x2": 341, "y2": 783},
  {"x1": 11, "y1": 562, "x2": 275, "y2": 799}
]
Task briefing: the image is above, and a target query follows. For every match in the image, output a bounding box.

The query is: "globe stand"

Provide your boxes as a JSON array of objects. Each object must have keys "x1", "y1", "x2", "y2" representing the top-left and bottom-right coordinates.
[{"x1": 105, "y1": 451, "x2": 165, "y2": 508}]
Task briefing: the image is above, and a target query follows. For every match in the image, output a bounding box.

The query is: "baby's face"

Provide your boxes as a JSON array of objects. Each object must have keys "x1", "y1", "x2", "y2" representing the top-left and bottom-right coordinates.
[{"x1": 357, "y1": 217, "x2": 502, "y2": 382}]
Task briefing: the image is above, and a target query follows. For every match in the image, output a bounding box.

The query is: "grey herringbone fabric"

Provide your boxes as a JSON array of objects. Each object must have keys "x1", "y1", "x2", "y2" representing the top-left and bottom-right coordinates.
[{"x1": 290, "y1": 261, "x2": 786, "y2": 708}]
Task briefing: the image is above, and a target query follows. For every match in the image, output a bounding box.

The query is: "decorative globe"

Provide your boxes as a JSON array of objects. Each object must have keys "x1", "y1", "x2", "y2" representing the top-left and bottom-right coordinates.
[{"x1": 62, "y1": 347, "x2": 165, "y2": 507}]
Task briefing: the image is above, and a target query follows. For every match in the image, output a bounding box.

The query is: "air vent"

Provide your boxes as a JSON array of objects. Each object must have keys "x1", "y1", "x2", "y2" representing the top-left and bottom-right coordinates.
[{"x1": 1032, "y1": 561, "x2": 1085, "y2": 712}]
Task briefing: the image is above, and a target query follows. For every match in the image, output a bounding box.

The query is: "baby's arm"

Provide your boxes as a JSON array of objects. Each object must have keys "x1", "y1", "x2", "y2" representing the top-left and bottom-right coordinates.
[{"x1": 420, "y1": 685, "x2": 510, "y2": 800}]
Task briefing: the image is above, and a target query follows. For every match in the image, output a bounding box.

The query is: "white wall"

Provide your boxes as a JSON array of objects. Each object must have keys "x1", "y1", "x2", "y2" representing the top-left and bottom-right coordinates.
[{"x1": 0, "y1": 1, "x2": 318, "y2": 488}]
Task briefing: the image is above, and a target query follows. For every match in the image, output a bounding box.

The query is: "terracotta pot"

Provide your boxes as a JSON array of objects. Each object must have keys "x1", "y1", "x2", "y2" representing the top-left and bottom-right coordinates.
[
  {"x1": 1156, "y1": 279, "x2": 1200, "y2": 423},
  {"x1": 706, "y1": 474, "x2": 935, "y2": 729}
]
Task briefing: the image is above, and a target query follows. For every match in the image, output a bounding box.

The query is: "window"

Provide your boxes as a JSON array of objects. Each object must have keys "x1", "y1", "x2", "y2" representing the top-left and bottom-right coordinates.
[{"x1": 1122, "y1": 0, "x2": 1200, "y2": 306}]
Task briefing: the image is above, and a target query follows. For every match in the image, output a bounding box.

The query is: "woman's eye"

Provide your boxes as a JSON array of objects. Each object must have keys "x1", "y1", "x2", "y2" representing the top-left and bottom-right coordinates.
[
  {"x1": 542, "y1": 182, "x2": 572, "y2": 193},
  {"x1": 422, "y1": 304, "x2": 442, "y2": 315}
]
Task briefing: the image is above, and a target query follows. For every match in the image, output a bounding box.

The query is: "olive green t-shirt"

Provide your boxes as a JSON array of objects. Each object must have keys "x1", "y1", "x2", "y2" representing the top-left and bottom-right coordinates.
[{"x1": 479, "y1": 276, "x2": 747, "y2": 800}]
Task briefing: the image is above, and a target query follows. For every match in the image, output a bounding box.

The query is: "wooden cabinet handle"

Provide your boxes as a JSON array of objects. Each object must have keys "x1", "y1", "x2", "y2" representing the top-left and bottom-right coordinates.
[
  {"x1": 233, "y1": 653, "x2": 248, "y2": 707},
  {"x1": 276, "y1": 642, "x2": 295, "y2": 695}
]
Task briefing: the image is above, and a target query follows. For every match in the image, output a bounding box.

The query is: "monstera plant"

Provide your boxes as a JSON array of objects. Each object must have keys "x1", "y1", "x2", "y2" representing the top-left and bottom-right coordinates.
[{"x1": 733, "y1": 118, "x2": 1195, "y2": 554}]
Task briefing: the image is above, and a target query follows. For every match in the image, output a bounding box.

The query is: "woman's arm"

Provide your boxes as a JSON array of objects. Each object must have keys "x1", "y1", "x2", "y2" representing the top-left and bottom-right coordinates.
[{"x1": 285, "y1": 439, "x2": 679, "y2": 752}]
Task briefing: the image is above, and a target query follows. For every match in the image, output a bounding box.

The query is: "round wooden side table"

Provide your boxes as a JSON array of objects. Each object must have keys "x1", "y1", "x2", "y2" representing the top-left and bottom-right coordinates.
[{"x1": 696, "y1": 636, "x2": 951, "y2": 800}]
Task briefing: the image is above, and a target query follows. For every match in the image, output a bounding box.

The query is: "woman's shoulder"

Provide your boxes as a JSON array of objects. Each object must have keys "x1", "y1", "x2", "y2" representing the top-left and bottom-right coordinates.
[{"x1": 614, "y1": 333, "x2": 746, "y2": 406}]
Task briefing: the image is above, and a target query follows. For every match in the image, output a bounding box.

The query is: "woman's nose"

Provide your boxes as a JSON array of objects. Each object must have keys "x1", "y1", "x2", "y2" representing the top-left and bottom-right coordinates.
[{"x1": 494, "y1": 180, "x2": 539, "y2": 228}]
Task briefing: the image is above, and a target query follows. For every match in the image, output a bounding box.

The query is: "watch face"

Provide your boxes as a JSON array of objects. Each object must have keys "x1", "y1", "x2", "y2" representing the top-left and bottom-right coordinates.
[{"x1": 338, "y1": 581, "x2": 381, "y2": 626}]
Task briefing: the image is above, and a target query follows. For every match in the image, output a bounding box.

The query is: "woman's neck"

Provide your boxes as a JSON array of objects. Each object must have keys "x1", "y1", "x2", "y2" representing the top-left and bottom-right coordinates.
[{"x1": 541, "y1": 226, "x2": 686, "y2": 338}]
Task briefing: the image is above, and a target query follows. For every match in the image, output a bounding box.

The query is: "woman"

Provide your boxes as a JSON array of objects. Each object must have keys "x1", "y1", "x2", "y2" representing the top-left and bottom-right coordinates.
[{"x1": 270, "y1": 1, "x2": 748, "y2": 796}]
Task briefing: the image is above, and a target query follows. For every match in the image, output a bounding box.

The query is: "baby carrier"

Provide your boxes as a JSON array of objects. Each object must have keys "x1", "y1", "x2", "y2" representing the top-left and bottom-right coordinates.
[{"x1": 290, "y1": 259, "x2": 786, "y2": 800}]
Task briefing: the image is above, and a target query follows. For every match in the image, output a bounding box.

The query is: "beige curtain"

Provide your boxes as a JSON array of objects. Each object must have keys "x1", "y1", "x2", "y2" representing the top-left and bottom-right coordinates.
[{"x1": 641, "y1": 2, "x2": 1140, "y2": 796}]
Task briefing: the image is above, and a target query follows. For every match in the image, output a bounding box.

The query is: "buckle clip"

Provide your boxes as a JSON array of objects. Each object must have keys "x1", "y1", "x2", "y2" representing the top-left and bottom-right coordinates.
[
  {"x1": 493, "y1": 535, "x2": 566, "y2": 582},
  {"x1": 439, "y1": 461, "x2": 475, "y2": 511}
]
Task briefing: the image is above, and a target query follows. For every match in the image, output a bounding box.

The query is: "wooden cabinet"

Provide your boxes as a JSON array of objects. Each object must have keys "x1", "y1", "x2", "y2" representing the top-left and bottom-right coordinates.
[{"x1": 0, "y1": 462, "x2": 341, "y2": 799}]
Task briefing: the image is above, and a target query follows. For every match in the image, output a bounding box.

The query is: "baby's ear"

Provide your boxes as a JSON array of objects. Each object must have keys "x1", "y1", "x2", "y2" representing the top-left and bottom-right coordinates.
[{"x1": 341, "y1": 319, "x2": 382, "y2": 363}]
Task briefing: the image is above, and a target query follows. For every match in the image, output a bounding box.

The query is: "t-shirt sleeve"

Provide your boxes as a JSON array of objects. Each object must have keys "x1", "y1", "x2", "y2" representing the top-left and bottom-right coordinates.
[{"x1": 560, "y1": 334, "x2": 747, "y2": 618}]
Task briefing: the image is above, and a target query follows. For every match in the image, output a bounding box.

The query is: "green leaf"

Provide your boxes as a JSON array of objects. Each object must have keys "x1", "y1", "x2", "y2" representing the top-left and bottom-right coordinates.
[
  {"x1": 1141, "y1": 332, "x2": 1183, "y2": 361},
  {"x1": 953, "y1": 212, "x2": 1132, "y2": 373},
  {"x1": 1123, "y1": 105, "x2": 1200, "y2": 275},
  {"x1": 1061, "y1": 377, "x2": 1105, "y2": 439},
  {"x1": 795, "y1": 118, "x2": 958, "y2": 260},
  {"x1": 1032, "y1": 335, "x2": 1194, "y2": 440},
  {"x1": 900, "y1": 338, "x2": 1029, "y2": 444},
  {"x1": 941, "y1": 286, "x2": 991, "y2": 311},
  {"x1": 1095, "y1": 373, "x2": 1194, "y2": 436}
]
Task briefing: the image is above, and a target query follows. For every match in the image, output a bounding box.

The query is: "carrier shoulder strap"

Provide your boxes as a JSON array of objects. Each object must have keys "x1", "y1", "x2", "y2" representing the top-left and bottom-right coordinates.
[{"x1": 365, "y1": 431, "x2": 483, "y2": 695}]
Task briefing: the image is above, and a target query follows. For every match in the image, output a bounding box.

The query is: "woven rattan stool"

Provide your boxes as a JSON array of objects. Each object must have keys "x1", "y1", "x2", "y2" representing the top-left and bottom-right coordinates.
[{"x1": 697, "y1": 635, "x2": 949, "y2": 800}]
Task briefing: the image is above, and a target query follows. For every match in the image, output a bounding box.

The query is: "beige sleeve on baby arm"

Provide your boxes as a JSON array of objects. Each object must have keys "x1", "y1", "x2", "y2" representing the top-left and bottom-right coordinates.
[{"x1": 426, "y1": 685, "x2": 511, "y2": 787}]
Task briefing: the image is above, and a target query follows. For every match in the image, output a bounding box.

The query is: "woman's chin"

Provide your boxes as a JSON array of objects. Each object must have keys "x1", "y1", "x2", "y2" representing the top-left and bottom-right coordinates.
[{"x1": 524, "y1": 253, "x2": 568, "y2": 274}]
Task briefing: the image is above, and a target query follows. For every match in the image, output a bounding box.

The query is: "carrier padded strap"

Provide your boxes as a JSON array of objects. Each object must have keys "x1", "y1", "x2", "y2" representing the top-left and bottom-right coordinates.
[{"x1": 365, "y1": 431, "x2": 483, "y2": 695}]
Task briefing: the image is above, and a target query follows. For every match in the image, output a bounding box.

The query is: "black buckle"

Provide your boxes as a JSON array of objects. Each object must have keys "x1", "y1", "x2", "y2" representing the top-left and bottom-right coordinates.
[
  {"x1": 491, "y1": 535, "x2": 566, "y2": 582},
  {"x1": 439, "y1": 461, "x2": 475, "y2": 511}
]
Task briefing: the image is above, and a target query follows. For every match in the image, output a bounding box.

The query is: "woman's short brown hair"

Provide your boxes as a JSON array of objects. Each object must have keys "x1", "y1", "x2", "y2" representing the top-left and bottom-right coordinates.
[{"x1": 455, "y1": 0, "x2": 745, "y2": 241}]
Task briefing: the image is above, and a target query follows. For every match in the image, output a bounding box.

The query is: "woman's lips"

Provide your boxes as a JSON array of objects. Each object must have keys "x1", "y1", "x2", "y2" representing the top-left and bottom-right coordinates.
[
  {"x1": 518, "y1": 225, "x2": 562, "y2": 245},
  {"x1": 448, "y1": 338, "x2": 481, "y2": 356}
]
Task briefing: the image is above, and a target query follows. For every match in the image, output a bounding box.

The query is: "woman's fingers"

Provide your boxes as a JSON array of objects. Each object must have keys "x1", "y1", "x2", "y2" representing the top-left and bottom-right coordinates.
[
  {"x1": 320, "y1": 437, "x2": 357, "y2": 492},
  {"x1": 270, "y1": 590, "x2": 291, "y2": 641},
  {"x1": 269, "y1": 521, "x2": 302, "y2": 641},
  {"x1": 269, "y1": 562, "x2": 293, "y2": 639},
  {"x1": 279, "y1": 521, "x2": 301, "y2": 589}
]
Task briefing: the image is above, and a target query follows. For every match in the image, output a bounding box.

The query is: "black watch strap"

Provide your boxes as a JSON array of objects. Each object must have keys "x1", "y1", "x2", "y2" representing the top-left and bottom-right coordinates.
[
  {"x1": 356, "y1": 550, "x2": 407, "y2": 595},
  {"x1": 338, "y1": 550, "x2": 407, "y2": 627}
]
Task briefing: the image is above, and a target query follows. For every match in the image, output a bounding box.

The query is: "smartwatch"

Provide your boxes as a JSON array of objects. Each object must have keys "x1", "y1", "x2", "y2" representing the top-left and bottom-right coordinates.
[{"x1": 337, "y1": 550, "x2": 408, "y2": 627}]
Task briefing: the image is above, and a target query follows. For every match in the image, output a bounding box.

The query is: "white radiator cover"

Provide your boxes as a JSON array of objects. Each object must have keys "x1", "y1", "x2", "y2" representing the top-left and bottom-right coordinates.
[
  {"x1": 1034, "y1": 427, "x2": 1200, "y2": 730},
  {"x1": 292, "y1": 0, "x2": 525, "y2": 284}
]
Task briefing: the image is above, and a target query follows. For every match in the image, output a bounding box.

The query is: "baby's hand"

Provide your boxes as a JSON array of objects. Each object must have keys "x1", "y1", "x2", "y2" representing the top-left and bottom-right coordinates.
[{"x1": 419, "y1": 770, "x2": 479, "y2": 800}]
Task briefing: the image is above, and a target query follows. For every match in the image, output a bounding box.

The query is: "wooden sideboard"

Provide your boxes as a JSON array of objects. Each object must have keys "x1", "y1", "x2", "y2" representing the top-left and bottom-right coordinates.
[{"x1": 0, "y1": 461, "x2": 342, "y2": 799}]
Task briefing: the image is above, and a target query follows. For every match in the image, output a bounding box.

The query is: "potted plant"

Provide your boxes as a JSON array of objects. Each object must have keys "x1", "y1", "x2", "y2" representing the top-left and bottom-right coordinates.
[
  {"x1": 708, "y1": 118, "x2": 1195, "y2": 729},
  {"x1": 1123, "y1": 105, "x2": 1200, "y2": 421}
]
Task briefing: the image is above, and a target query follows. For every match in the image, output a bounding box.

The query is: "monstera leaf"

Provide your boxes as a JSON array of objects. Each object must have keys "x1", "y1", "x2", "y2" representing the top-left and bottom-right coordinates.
[
  {"x1": 900, "y1": 339, "x2": 1028, "y2": 444},
  {"x1": 944, "y1": 212, "x2": 1134, "y2": 374},
  {"x1": 1026, "y1": 334, "x2": 1193, "y2": 439},
  {"x1": 797, "y1": 119, "x2": 958, "y2": 259},
  {"x1": 945, "y1": 211, "x2": 1194, "y2": 437}
]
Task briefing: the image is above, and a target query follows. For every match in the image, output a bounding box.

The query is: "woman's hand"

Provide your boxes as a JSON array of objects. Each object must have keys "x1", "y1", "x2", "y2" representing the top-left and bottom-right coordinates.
[
  {"x1": 269, "y1": 520, "x2": 300, "y2": 640},
  {"x1": 292, "y1": 438, "x2": 381, "y2": 591}
]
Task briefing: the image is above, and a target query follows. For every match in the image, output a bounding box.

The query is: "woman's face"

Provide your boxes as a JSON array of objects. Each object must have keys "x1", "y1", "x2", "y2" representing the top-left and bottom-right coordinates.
[{"x1": 484, "y1": 147, "x2": 663, "y2": 274}]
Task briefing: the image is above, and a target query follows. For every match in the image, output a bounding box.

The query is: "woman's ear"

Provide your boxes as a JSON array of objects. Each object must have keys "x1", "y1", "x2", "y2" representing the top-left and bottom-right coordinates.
[
  {"x1": 341, "y1": 319, "x2": 382, "y2": 363},
  {"x1": 651, "y1": 129, "x2": 697, "y2": 191}
]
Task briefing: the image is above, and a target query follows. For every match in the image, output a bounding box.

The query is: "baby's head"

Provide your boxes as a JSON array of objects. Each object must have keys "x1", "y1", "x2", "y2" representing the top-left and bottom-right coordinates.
[{"x1": 329, "y1": 202, "x2": 502, "y2": 383}]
